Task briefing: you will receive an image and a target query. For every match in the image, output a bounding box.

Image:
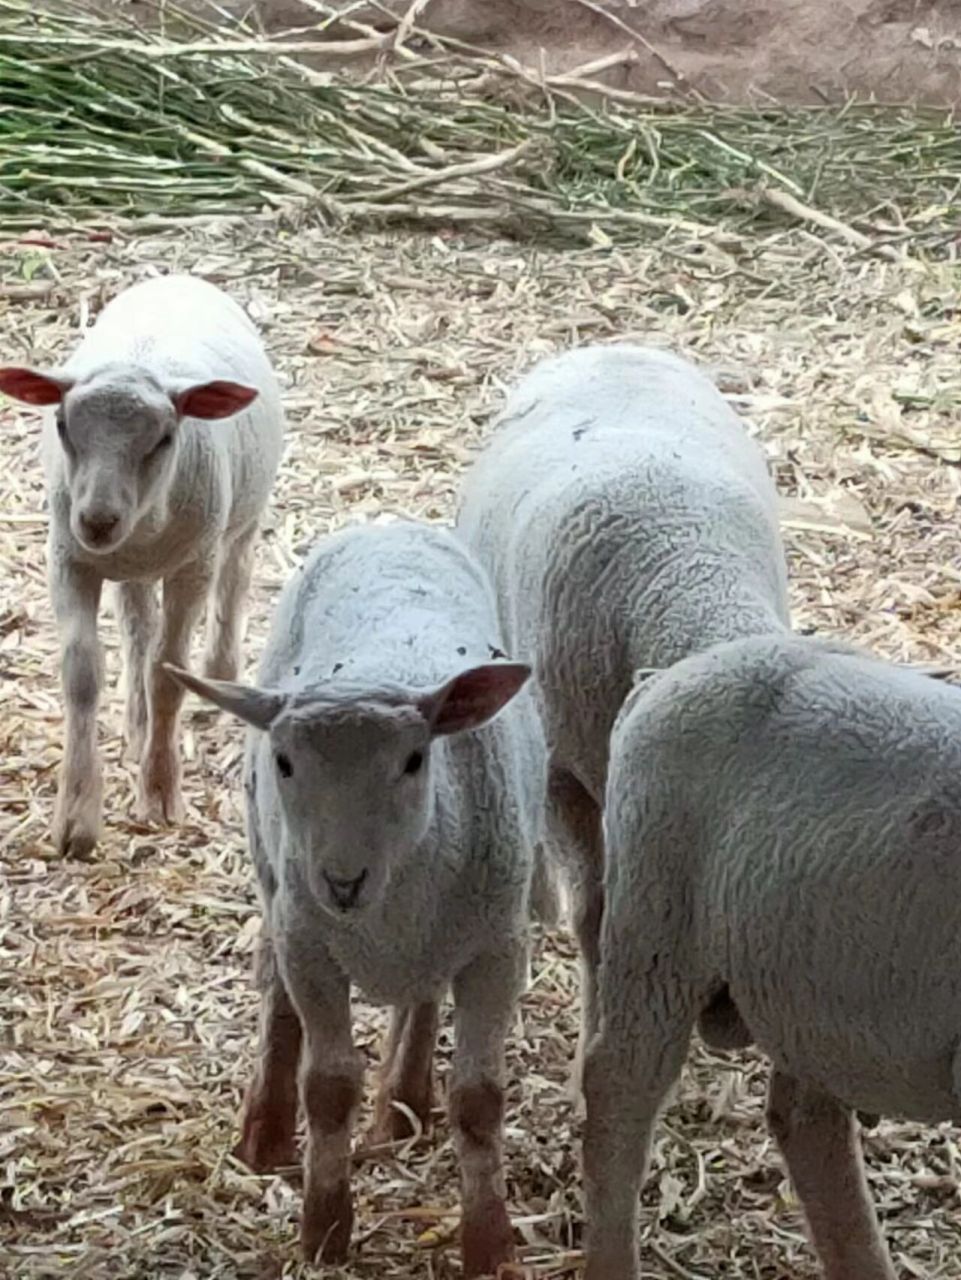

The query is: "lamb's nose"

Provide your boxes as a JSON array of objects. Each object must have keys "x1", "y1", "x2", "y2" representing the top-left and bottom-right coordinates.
[
  {"x1": 323, "y1": 869, "x2": 368, "y2": 910},
  {"x1": 79, "y1": 512, "x2": 120, "y2": 545}
]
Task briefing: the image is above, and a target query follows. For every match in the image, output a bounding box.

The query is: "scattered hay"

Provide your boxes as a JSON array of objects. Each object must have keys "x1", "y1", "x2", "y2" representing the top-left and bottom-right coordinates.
[{"x1": 1, "y1": 203, "x2": 960, "y2": 1277}]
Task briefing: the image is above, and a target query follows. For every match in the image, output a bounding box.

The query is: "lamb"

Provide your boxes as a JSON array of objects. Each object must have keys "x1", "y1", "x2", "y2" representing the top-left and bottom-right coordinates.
[
  {"x1": 0, "y1": 273, "x2": 284, "y2": 856},
  {"x1": 167, "y1": 518, "x2": 545, "y2": 1277},
  {"x1": 456, "y1": 343, "x2": 790, "y2": 1072},
  {"x1": 583, "y1": 631, "x2": 961, "y2": 1280}
]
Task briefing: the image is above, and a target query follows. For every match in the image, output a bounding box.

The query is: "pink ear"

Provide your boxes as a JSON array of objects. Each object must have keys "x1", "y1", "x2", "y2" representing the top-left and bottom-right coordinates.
[
  {"x1": 0, "y1": 366, "x2": 71, "y2": 406},
  {"x1": 172, "y1": 380, "x2": 259, "y2": 420},
  {"x1": 423, "y1": 663, "x2": 531, "y2": 736}
]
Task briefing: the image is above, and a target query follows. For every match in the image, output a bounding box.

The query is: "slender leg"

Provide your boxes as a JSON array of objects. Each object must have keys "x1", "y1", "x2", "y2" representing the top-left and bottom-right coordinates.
[
  {"x1": 450, "y1": 944, "x2": 526, "y2": 1279},
  {"x1": 767, "y1": 1071, "x2": 896, "y2": 1280},
  {"x1": 546, "y1": 765, "x2": 604, "y2": 1097},
  {"x1": 116, "y1": 580, "x2": 158, "y2": 764},
  {"x1": 583, "y1": 982, "x2": 697, "y2": 1280},
  {"x1": 235, "y1": 928, "x2": 302, "y2": 1172},
  {"x1": 203, "y1": 525, "x2": 257, "y2": 681},
  {"x1": 49, "y1": 554, "x2": 104, "y2": 858},
  {"x1": 529, "y1": 839, "x2": 562, "y2": 928},
  {"x1": 372, "y1": 1002, "x2": 440, "y2": 1142},
  {"x1": 278, "y1": 934, "x2": 361, "y2": 1266},
  {"x1": 136, "y1": 563, "x2": 211, "y2": 823}
]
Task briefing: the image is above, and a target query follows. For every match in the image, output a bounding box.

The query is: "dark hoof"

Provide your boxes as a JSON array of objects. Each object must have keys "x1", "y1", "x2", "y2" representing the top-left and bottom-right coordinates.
[{"x1": 302, "y1": 1178, "x2": 353, "y2": 1264}]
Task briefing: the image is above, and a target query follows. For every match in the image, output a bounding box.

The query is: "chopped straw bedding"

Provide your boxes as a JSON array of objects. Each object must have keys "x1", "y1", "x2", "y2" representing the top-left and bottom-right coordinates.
[
  {"x1": 2, "y1": 218, "x2": 960, "y2": 1280},
  {"x1": 2, "y1": 12, "x2": 961, "y2": 1278}
]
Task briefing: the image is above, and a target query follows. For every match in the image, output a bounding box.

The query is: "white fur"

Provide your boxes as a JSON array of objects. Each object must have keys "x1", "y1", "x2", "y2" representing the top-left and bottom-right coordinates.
[
  {"x1": 15, "y1": 274, "x2": 284, "y2": 854},
  {"x1": 456, "y1": 342, "x2": 790, "y2": 1083},
  {"x1": 171, "y1": 519, "x2": 545, "y2": 1273},
  {"x1": 584, "y1": 633, "x2": 961, "y2": 1280}
]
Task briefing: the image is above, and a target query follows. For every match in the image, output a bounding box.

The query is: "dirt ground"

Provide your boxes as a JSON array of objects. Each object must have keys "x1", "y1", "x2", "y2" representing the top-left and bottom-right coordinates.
[
  {"x1": 2, "y1": 211, "x2": 960, "y2": 1278},
  {"x1": 111, "y1": 0, "x2": 961, "y2": 105}
]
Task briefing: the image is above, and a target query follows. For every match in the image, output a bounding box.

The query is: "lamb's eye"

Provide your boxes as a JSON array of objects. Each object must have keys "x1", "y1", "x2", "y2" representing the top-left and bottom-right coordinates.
[
  {"x1": 276, "y1": 752, "x2": 293, "y2": 778},
  {"x1": 55, "y1": 410, "x2": 66, "y2": 439},
  {"x1": 403, "y1": 751, "x2": 424, "y2": 776},
  {"x1": 151, "y1": 434, "x2": 173, "y2": 456}
]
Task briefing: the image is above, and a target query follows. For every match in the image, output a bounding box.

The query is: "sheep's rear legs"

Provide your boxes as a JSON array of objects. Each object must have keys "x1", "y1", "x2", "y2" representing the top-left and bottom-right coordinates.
[
  {"x1": 372, "y1": 1002, "x2": 439, "y2": 1142},
  {"x1": 768, "y1": 1070, "x2": 896, "y2": 1280},
  {"x1": 203, "y1": 525, "x2": 256, "y2": 681},
  {"x1": 235, "y1": 932, "x2": 302, "y2": 1172},
  {"x1": 117, "y1": 580, "x2": 158, "y2": 763},
  {"x1": 50, "y1": 559, "x2": 104, "y2": 858},
  {"x1": 547, "y1": 765, "x2": 604, "y2": 1098},
  {"x1": 136, "y1": 566, "x2": 211, "y2": 824}
]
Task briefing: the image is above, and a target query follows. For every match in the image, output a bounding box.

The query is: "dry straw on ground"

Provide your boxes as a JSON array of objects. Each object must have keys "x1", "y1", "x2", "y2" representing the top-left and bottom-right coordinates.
[
  {"x1": 2, "y1": 214, "x2": 960, "y2": 1280},
  {"x1": 2, "y1": 5, "x2": 961, "y2": 1279}
]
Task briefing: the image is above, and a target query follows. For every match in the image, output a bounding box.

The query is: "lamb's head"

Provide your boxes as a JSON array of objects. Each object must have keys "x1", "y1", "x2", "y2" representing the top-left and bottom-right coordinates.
[
  {"x1": 0, "y1": 364, "x2": 257, "y2": 554},
  {"x1": 166, "y1": 662, "x2": 531, "y2": 917}
]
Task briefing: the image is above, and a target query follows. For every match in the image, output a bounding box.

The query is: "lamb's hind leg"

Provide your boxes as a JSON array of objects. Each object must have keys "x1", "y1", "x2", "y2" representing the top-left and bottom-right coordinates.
[
  {"x1": 698, "y1": 985, "x2": 753, "y2": 1051},
  {"x1": 203, "y1": 524, "x2": 257, "y2": 681},
  {"x1": 767, "y1": 1071, "x2": 896, "y2": 1280},
  {"x1": 235, "y1": 929, "x2": 302, "y2": 1172},
  {"x1": 372, "y1": 1002, "x2": 439, "y2": 1142},
  {"x1": 137, "y1": 563, "x2": 211, "y2": 824},
  {"x1": 546, "y1": 765, "x2": 604, "y2": 1098},
  {"x1": 116, "y1": 580, "x2": 158, "y2": 764}
]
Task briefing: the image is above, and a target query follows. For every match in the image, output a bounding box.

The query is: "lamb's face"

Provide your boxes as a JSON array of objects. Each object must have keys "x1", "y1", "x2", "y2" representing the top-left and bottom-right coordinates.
[
  {"x1": 162, "y1": 658, "x2": 532, "y2": 918},
  {"x1": 57, "y1": 376, "x2": 181, "y2": 554},
  {"x1": 0, "y1": 362, "x2": 258, "y2": 557},
  {"x1": 270, "y1": 698, "x2": 435, "y2": 917}
]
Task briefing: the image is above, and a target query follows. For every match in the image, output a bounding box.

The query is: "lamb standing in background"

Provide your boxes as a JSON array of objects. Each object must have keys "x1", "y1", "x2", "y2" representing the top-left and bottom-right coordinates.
[
  {"x1": 168, "y1": 520, "x2": 545, "y2": 1277},
  {"x1": 584, "y1": 632, "x2": 961, "y2": 1280},
  {"x1": 456, "y1": 344, "x2": 790, "y2": 1074},
  {"x1": 0, "y1": 274, "x2": 284, "y2": 856}
]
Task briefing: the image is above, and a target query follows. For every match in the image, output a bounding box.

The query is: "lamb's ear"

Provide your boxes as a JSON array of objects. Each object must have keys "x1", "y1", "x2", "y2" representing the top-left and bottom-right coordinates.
[
  {"x1": 420, "y1": 662, "x2": 531, "y2": 737},
  {"x1": 164, "y1": 664, "x2": 285, "y2": 730},
  {"x1": 0, "y1": 366, "x2": 74, "y2": 406},
  {"x1": 170, "y1": 380, "x2": 259, "y2": 421}
]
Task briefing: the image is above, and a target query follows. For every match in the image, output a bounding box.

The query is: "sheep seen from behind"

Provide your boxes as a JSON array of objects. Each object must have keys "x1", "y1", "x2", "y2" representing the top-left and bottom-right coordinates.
[{"x1": 456, "y1": 343, "x2": 790, "y2": 1078}]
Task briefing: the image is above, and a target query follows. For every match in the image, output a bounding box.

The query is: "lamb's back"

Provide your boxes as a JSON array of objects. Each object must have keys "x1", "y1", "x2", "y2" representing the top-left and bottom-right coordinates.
[
  {"x1": 67, "y1": 275, "x2": 269, "y2": 384},
  {"x1": 258, "y1": 521, "x2": 506, "y2": 692},
  {"x1": 458, "y1": 345, "x2": 788, "y2": 790}
]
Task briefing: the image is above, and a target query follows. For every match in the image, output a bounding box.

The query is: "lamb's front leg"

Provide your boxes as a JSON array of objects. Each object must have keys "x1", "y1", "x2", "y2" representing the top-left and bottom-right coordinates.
[
  {"x1": 137, "y1": 563, "x2": 211, "y2": 824},
  {"x1": 450, "y1": 944, "x2": 526, "y2": 1279},
  {"x1": 49, "y1": 554, "x2": 104, "y2": 857},
  {"x1": 280, "y1": 940, "x2": 361, "y2": 1265}
]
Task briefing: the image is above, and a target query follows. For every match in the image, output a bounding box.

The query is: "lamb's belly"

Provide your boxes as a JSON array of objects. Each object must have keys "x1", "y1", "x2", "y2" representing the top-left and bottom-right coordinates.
[{"x1": 751, "y1": 1012, "x2": 961, "y2": 1122}]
